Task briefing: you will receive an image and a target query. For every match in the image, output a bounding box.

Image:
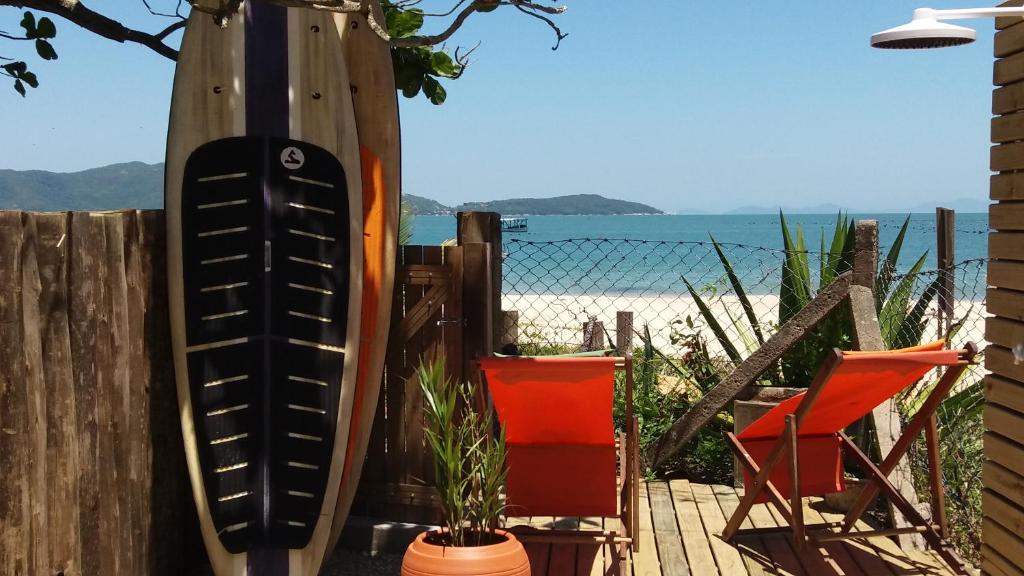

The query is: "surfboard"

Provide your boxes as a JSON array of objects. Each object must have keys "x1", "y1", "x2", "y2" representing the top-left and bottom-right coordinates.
[
  {"x1": 165, "y1": 2, "x2": 363, "y2": 574},
  {"x1": 327, "y1": 0, "x2": 402, "y2": 550}
]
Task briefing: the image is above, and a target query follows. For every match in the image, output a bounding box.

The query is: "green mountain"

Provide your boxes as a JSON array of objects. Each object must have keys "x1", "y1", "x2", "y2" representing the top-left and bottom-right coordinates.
[
  {"x1": 455, "y1": 194, "x2": 662, "y2": 215},
  {"x1": 0, "y1": 162, "x2": 163, "y2": 210},
  {"x1": 404, "y1": 193, "x2": 450, "y2": 215},
  {"x1": 0, "y1": 163, "x2": 662, "y2": 216}
]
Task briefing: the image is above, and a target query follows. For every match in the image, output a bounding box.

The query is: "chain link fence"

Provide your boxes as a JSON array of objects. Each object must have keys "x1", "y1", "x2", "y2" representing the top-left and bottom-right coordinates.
[{"x1": 501, "y1": 237, "x2": 989, "y2": 561}]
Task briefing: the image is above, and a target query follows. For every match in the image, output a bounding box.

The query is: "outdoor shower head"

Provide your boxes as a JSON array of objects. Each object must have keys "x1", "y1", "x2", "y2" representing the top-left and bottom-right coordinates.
[
  {"x1": 871, "y1": 6, "x2": 1024, "y2": 50},
  {"x1": 871, "y1": 11, "x2": 975, "y2": 49}
]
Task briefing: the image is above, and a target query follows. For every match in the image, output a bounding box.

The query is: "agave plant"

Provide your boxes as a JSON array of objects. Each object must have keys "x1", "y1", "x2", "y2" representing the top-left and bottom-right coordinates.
[
  {"x1": 417, "y1": 356, "x2": 508, "y2": 546},
  {"x1": 682, "y1": 212, "x2": 942, "y2": 387}
]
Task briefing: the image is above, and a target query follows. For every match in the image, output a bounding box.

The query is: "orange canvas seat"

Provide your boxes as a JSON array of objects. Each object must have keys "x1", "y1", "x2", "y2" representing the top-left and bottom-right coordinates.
[
  {"x1": 723, "y1": 340, "x2": 978, "y2": 576},
  {"x1": 480, "y1": 357, "x2": 619, "y2": 516},
  {"x1": 737, "y1": 340, "x2": 954, "y2": 500},
  {"x1": 479, "y1": 355, "x2": 639, "y2": 571}
]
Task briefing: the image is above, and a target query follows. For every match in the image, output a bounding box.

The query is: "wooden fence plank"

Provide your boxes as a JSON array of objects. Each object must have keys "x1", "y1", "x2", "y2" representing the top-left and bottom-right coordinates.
[
  {"x1": 997, "y1": 21, "x2": 1024, "y2": 58},
  {"x1": 68, "y1": 212, "x2": 105, "y2": 576},
  {"x1": 986, "y1": 316, "x2": 1024, "y2": 349},
  {"x1": 988, "y1": 345, "x2": 1024, "y2": 383},
  {"x1": 0, "y1": 212, "x2": 29, "y2": 575},
  {"x1": 990, "y1": 233, "x2": 1024, "y2": 261},
  {"x1": 991, "y1": 202, "x2": 1024, "y2": 231},
  {"x1": 995, "y1": 51, "x2": 1024, "y2": 87},
  {"x1": 982, "y1": 543, "x2": 1024, "y2": 576},
  {"x1": 993, "y1": 82, "x2": 1024, "y2": 116},
  {"x1": 20, "y1": 213, "x2": 50, "y2": 576},
  {"x1": 986, "y1": 432, "x2": 1024, "y2": 480},
  {"x1": 986, "y1": 404, "x2": 1024, "y2": 448},
  {"x1": 988, "y1": 288, "x2": 1024, "y2": 325},
  {"x1": 990, "y1": 260, "x2": 1024, "y2": 292},
  {"x1": 987, "y1": 374, "x2": 1024, "y2": 417},
  {"x1": 34, "y1": 212, "x2": 81, "y2": 576}
]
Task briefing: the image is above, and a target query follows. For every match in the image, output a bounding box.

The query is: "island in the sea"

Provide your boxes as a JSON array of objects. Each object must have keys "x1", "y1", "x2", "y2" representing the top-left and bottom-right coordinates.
[{"x1": 407, "y1": 193, "x2": 663, "y2": 216}]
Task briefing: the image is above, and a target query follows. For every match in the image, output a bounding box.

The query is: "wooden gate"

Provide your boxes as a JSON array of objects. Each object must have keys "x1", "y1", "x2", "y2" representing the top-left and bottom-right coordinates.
[{"x1": 352, "y1": 239, "x2": 497, "y2": 524}]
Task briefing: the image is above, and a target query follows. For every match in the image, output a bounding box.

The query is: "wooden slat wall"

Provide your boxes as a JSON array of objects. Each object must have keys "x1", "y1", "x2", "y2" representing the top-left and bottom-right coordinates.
[
  {"x1": 0, "y1": 210, "x2": 198, "y2": 575},
  {"x1": 986, "y1": 6, "x2": 1024, "y2": 574}
]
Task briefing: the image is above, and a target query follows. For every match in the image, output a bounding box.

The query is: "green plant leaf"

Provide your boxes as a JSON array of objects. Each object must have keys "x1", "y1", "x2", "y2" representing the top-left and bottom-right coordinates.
[
  {"x1": 423, "y1": 75, "x2": 446, "y2": 105},
  {"x1": 430, "y1": 51, "x2": 459, "y2": 77},
  {"x1": 386, "y1": 8, "x2": 424, "y2": 38},
  {"x1": 891, "y1": 275, "x2": 940, "y2": 350},
  {"x1": 35, "y1": 17, "x2": 56, "y2": 39},
  {"x1": 880, "y1": 251, "x2": 928, "y2": 346},
  {"x1": 20, "y1": 70, "x2": 37, "y2": 88},
  {"x1": 876, "y1": 214, "x2": 911, "y2": 309},
  {"x1": 710, "y1": 234, "x2": 765, "y2": 346},
  {"x1": 683, "y1": 277, "x2": 742, "y2": 365},
  {"x1": 35, "y1": 39, "x2": 57, "y2": 61},
  {"x1": 20, "y1": 11, "x2": 36, "y2": 36}
]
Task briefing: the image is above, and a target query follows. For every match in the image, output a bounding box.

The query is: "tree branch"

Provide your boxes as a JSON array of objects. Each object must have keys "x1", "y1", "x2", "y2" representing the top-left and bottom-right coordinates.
[{"x1": 1, "y1": 0, "x2": 181, "y2": 59}]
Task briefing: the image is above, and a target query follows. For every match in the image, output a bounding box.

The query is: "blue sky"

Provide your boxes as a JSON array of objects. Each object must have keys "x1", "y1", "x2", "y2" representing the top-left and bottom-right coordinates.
[{"x1": 0, "y1": 1, "x2": 1000, "y2": 213}]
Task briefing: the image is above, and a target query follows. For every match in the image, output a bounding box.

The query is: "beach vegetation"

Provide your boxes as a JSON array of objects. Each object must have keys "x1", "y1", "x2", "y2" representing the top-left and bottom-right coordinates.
[
  {"x1": 417, "y1": 356, "x2": 508, "y2": 546},
  {"x1": 2, "y1": 1, "x2": 569, "y2": 100},
  {"x1": 683, "y1": 211, "x2": 939, "y2": 387}
]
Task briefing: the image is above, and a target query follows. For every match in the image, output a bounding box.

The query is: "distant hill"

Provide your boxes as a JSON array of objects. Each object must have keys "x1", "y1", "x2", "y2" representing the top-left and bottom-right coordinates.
[
  {"x1": 0, "y1": 162, "x2": 163, "y2": 210},
  {"x1": 455, "y1": 194, "x2": 663, "y2": 215},
  {"x1": 404, "y1": 193, "x2": 450, "y2": 215},
  {"x1": 0, "y1": 163, "x2": 663, "y2": 216}
]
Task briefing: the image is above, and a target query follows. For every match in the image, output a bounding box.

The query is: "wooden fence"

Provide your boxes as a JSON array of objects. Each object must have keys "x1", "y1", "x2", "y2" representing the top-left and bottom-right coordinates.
[
  {"x1": 0, "y1": 209, "x2": 501, "y2": 574},
  {"x1": 984, "y1": 9, "x2": 1024, "y2": 575},
  {"x1": 0, "y1": 210, "x2": 198, "y2": 576}
]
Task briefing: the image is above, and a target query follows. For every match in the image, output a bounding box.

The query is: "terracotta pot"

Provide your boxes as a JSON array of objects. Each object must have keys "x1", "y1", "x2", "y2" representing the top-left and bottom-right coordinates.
[{"x1": 401, "y1": 528, "x2": 531, "y2": 576}]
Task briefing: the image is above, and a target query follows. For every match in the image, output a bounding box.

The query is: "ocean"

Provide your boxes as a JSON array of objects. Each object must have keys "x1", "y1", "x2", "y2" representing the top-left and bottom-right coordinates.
[{"x1": 410, "y1": 213, "x2": 988, "y2": 297}]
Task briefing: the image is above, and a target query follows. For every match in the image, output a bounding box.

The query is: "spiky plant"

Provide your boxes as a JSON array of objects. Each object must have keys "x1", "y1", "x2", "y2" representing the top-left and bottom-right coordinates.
[{"x1": 418, "y1": 357, "x2": 508, "y2": 546}]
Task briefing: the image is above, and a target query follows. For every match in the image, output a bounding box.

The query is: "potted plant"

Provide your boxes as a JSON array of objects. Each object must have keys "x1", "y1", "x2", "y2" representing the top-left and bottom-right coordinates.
[{"x1": 401, "y1": 357, "x2": 530, "y2": 576}]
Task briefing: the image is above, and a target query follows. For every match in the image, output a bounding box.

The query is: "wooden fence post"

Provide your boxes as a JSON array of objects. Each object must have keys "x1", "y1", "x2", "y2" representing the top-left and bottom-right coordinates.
[
  {"x1": 457, "y1": 211, "x2": 502, "y2": 353},
  {"x1": 616, "y1": 311, "x2": 634, "y2": 356},
  {"x1": 849, "y1": 219, "x2": 923, "y2": 550},
  {"x1": 935, "y1": 207, "x2": 955, "y2": 340}
]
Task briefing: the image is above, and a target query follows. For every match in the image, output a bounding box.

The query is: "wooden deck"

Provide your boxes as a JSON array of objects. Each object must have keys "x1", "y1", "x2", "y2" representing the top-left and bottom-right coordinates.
[{"x1": 506, "y1": 480, "x2": 960, "y2": 576}]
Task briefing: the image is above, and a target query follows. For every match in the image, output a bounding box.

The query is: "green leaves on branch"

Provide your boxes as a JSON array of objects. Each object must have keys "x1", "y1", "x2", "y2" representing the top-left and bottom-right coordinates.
[
  {"x1": 20, "y1": 11, "x2": 58, "y2": 61},
  {"x1": 2, "y1": 61, "x2": 37, "y2": 97},
  {"x1": 3, "y1": 11, "x2": 58, "y2": 96},
  {"x1": 383, "y1": 1, "x2": 462, "y2": 105}
]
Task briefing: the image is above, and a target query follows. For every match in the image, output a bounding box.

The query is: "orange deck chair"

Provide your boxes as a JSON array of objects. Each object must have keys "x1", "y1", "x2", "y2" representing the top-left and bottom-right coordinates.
[
  {"x1": 478, "y1": 355, "x2": 640, "y2": 562},
  {"x1": 722, "y1": 340, "x2": 978, "y2": 576}
]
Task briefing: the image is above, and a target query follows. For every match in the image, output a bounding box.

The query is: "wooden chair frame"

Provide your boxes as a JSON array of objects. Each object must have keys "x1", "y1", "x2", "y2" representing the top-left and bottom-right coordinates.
[
  {"x1": 721, "y1": 344, "x2": 978, "y2": 576},
  {"x1": 480, "y1": 355, "x2": 640, "y2": 574}
]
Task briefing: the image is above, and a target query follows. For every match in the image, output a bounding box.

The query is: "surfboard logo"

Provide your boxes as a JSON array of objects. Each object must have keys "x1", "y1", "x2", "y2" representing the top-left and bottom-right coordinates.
[{"x1": 280, "y1": 146, "x2": 306, "y2": 169}]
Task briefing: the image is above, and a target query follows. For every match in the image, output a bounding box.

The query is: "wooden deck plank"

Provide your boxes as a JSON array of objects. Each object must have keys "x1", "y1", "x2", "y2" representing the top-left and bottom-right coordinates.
[
  {"x1": 799, "y1": 499, "x2": 866, "y2": 576},
  {"x1": 633, "y1": 482, "x2": 661, "y2": 576},
  {"x1": 904, "y1": 549, "x2": 955, "y2": 576},
  {"x1": 648, "y1": 481, "x2": 690, "y2": 576},
  {"x1": 523, "y1": 516, "x2": 553, "y2": 576},
  {"x1": 669, "y1": 480, "x2": 720, "y2": 575},
  {"x1": 711, "y1": 484, "x2": 777, "y2": 576},
  {"x1": 812, "y1": 502, "x2": 914, "y2": 576},
  {"x1": 738, "y1": 487, "x2": 803, "y2": 576},
  {"x1": 578, "y1": 516, "x2": 605, "y2": 576},
  {"x1": 689, "y1": 483, "x2": 751, "y2": 576},
  {"x1": 763, "y1": 499, "x2": 834, "y2": 575}
]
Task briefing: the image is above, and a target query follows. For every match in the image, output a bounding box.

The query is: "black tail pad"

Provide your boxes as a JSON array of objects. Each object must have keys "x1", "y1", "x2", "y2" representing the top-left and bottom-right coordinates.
[{"x1": 181, "y1": 136, "x2": 351, "y2": 552}]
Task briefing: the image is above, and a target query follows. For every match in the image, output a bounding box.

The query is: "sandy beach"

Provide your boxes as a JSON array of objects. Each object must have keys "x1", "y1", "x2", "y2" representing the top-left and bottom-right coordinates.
[{"x1": 502, "y1": 292, "x2": 987, "y2": 366}]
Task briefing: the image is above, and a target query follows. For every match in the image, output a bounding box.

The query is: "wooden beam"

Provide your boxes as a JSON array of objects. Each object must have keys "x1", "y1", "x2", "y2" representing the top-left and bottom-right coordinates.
[
  {"x1": 649, "y1": 272, "x2": 853, "y2": 469},
  {"x1": 848, "y1": 219, "x2": 925, "y2": 550}
]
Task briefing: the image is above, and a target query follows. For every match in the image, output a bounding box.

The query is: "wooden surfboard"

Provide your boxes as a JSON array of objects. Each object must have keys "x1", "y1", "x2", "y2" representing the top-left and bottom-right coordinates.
[
  {"x1": 166, "y1": 2, "x2": 364, "y2": 574},
  {"x1": 327, "y1": 0, "x2": 402, "y2": 550}
]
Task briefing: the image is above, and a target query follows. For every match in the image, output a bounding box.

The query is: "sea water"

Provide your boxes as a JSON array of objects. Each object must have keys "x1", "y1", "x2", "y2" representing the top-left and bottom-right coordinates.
[{"x1": 409, "y1": 213, "x2": 989, "y2": 296}]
